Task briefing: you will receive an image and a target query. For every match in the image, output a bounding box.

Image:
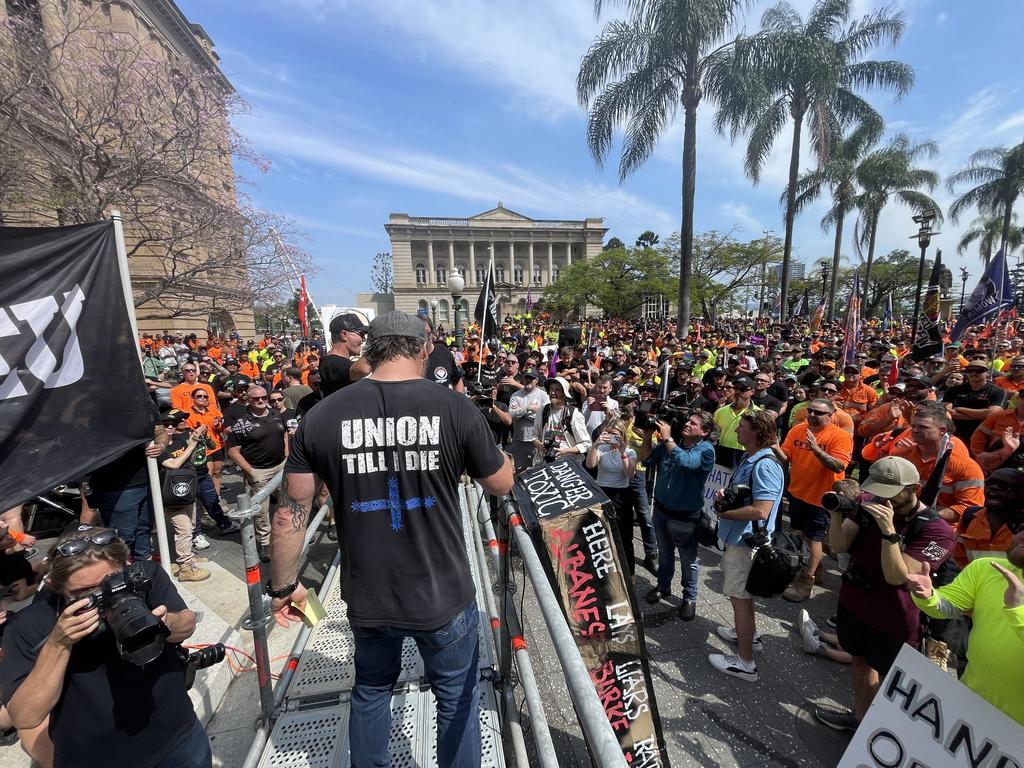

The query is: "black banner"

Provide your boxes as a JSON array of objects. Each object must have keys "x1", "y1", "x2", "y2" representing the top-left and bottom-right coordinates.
[
  {"x1": 0, "y1": 222, "x2": 155, "y2": 510},
  {"x1": 514, "y1": 460, "x2": 670, "y2": 767},
  {"x1": 911, "y1": 250, "x2": 944, "y2": 362}
]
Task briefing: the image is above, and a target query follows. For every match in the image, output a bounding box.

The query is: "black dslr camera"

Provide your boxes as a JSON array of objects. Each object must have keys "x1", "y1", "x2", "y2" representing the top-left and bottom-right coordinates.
[
  {"x1": 465, "y1": 381, "x2": 493, "y2": 411},
  {"x1": 542, "y1": 437, "x2": 559, "y2": 463},
  {"x1": 178, "y1": 643, "x2": 226, "y2": 690},
  {"x1": 822, "y1": 490, "x2": 859, "y2": 515},
  {"x1": 714, "y1": 483, "x2": 751, "y2": 515},
  {"x1": 77, "y1": 563, "x2": 169, "y2": 666},
  {"x1": 634, "y1": 399, "x2": 683, "y2": 430}
]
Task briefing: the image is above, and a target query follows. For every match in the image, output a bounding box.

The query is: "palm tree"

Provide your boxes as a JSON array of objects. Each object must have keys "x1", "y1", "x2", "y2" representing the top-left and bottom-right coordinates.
[
  {"x1": 790, "y1": 122, "x2": 881, "y2": 321},
  {"x1": 715, "y1": 0, "x2": 913, "y2": 320},
  {"x1": 947, "y1": 141, "x2": 1024, "y2": 259},
  {"x1": 957, "y1": 214, "x2": 1024, "y2": 267},
  {"x1": 577, "y1": 0, "x2": 747, "y2": 336},
  {"x1": 852, "y1": 133, "x2": 941, "y2": 314}
]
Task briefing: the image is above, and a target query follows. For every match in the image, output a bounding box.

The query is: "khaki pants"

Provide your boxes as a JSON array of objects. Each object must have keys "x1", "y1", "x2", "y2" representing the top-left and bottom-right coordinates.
[
  {"x1": 247, "y1": 463, "x2": 284, "y2": 546},
  {"x1": 166, "y1": 503, "x2": 196, "y2": 567}
]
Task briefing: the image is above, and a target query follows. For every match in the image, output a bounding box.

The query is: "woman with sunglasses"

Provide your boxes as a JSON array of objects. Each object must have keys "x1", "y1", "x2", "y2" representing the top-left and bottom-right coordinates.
[
  {"x1": 0, "y1": 526, "x2": 207, "y2": 768},
  {"x1": 160, "y1": 412, "x2": 212, "y2": 582}
]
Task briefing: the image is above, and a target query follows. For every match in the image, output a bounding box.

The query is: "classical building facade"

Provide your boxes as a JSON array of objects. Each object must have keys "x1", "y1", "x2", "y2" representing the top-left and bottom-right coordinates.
[
  {"x1": 385, "y1": 204, "x2": 607, "y2": 323},
  {"x1": 0, "y1": 0, "x2": 255, "y2": 338}
]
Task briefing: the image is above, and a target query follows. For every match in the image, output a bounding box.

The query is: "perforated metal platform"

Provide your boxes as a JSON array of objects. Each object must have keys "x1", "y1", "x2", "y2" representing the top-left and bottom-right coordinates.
[{"x1": 258, "y1": 685, "x2": 503, "y2": 768}]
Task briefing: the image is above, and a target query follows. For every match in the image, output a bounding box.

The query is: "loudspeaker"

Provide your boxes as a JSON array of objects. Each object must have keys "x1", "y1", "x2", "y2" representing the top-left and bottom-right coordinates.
[{"x1": 557, "y1": 326, "x2": 582, "y2": 349}]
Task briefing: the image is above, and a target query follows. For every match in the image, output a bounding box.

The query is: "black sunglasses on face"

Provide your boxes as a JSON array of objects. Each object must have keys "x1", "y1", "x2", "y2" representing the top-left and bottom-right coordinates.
[
  {"x1": 193, "y1": 393, "x2": 209, "y2": 398},
  {"x1": 807, "y1": 408, "x2": 831, "y2": 417},
  {"x1": 250, "y1": 395, "x2": 268, "y2": 402}
]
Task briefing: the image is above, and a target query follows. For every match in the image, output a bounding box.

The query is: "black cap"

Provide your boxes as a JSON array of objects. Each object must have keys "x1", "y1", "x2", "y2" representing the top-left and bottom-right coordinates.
[
  {"x1": 329, "y1": 312, "x2": 370, "y2": 335},
  {"x1": 732, "y1": 377, "x2": 754, "y2": 391},
  {"x1": 224, "y1": 357, "x2": 238, "y2": 365},
  {"x1": 902, "y1": 374, "x2": 932, "y2": 387},
  {"x1": 843, "y1": 363, "x2": 860, "y2": 373},
  {"x1": 522, "y1": 367, "x2": 540, "y2": 380},
  {"x1": 641, "y1": 381, "x2": 660, "y2": 393},
  {"x1": 160, "y1": 408, "x2": 190, "y2": 424},
  {"x1": 232, "y1": 375, "x2": 253, "y2": 389}
]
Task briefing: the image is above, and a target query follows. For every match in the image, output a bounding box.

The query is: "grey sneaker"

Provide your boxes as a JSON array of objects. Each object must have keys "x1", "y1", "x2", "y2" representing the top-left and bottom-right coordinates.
[
  {"x1": 708, "y1": 653, "x2": 758, "y2": 682},
  {"x1": 715, "y1": 625, "x2": 764, "y2": 652},
  {"x1": 799, "y1": 609, "x2": 824, "y2": 655},
  {"x1": 814, "y1": 704, "x2": 859, "y2": 732}
]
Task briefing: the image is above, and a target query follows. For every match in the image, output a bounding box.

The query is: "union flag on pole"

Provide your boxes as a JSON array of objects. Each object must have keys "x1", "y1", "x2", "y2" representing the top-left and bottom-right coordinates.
[{"x1": 298, "y1": 275, "x2": 309, "y2": 338}]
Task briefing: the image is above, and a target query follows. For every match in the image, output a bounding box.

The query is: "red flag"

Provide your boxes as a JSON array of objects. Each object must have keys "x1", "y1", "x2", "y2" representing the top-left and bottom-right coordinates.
[
  {"x1": 298, "y1": 275, "x2": 309, "y2": 337},
  {"x1": 887, "y1": 356, "x2": 899, "y2": 387}
]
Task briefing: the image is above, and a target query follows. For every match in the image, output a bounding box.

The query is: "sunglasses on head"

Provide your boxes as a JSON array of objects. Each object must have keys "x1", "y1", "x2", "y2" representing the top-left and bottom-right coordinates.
[{"x1": 55, "y1": 528, "x2": 117, "y2": 558}]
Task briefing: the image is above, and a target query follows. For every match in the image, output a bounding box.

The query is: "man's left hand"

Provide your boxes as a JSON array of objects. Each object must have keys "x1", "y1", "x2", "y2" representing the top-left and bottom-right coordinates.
[
  {"x1": 271, "y1": 584, "x2": 309, "y2": 628},
  {"x1": 861, "y1": 500, "x2": 896, "y2": 535}
]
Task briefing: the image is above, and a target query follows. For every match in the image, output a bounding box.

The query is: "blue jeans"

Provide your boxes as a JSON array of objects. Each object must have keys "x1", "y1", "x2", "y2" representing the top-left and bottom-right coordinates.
[
  {"x1": 629, "y1": 472, "x2": 658, "y2": 557},
  {"x1": 192, "y1": 473, "x2": 231, "y2": 536},
  {"x1": 153, "y1": 718, "x2": 211, "y2": 768},
  {"x1": 95, "y1": 484, "x2": 152, "y2": 560},
  {"x1": 653, "y1": 505, "x2": 700, "y2": 600},
  {"x1": 350, "y1": 602, "x2": 481, "y2": 767}
]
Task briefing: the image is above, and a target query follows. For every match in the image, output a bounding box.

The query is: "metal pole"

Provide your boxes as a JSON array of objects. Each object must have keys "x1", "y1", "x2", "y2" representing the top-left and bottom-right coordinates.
[
  {"x1": 509, "y1": 514, "x2": 629, "y2": 768},
  {"x1": 228, "y1": 491, "x2": 275, "y2": 725},
  {"x1": 111, "y1": 211, "x2": 173, "y2": 575},
  {"x1": 910, "y1": 238, "x2": 929, "y2": 344}
]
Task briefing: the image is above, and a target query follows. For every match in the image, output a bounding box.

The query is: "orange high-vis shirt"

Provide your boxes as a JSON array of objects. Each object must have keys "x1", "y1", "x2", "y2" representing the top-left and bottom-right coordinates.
[
  {"x1": 187, "y1": 407, "x2": 225, "y2": 452},
  {"x1": 969, "y1": 409, "x2": 1024, "y2": 455},
  {"x1": 782, "y1": 422, "x2": 853, "y2": 506},
  {"x1": 170, "y1": 382, "x2": 218, "y2": 413},
  {"x1": 888, "y1": 436, "x2": 984, "y2": 523},
  {"x1": 837, "y1": 381, "x2": 877, "y2": 420},
  {"x1": 792, "y1": 406, "x2": 855, "y2": 435}
]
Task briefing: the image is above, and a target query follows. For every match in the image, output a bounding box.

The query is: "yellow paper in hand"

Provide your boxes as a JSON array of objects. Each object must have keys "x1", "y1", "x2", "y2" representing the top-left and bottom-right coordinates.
[{"x1": 292, "y1": 591, "x2": 327, "y2": 628}]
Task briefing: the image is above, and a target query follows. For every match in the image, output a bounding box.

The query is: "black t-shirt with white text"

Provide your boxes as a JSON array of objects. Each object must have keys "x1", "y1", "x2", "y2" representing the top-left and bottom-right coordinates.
[
  {"x1": 319, "y1": 354, "x2": 355, "y2": 396},
  {"x1": 226, "y1": 409, "x2": 287, "y2": 468},
  {"x1": 0, "y1": 563, "x2": 194, "y2": 768},
  {"x1": 425, "y1": 345, "x2": 464, "y2": 389},
  {"x1": 286, "y1": 378, "x2": 503, "y2": 629}
]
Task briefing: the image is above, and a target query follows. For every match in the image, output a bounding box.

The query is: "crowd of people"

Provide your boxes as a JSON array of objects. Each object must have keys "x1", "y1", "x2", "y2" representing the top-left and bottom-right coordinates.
[{"x1": 0, "y1": 307, "x2": 1021, "y2": 767}]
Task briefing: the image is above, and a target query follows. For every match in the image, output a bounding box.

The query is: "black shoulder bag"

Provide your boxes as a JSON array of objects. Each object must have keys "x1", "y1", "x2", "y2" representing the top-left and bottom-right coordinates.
[{"x1": 741, "y1": 455, "x2": 800, "y2": 598}]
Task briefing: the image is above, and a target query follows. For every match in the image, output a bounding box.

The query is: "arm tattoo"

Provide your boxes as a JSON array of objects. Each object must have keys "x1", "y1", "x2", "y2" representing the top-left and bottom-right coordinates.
[
  {"x1": 280, "y1": 476, "x2": 309, "y2": 532},
  {"x1": 934, "y1": 595, "x2": 966, "y2": 620}
]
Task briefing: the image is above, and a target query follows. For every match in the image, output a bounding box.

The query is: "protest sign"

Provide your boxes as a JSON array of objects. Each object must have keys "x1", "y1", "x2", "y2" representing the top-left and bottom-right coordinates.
[{"x1": 838, "y1": 644, "x2": 1023, "y2": 768}]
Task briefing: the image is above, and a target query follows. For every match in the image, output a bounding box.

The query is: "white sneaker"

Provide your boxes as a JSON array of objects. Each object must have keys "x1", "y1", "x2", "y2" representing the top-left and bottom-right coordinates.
[
  {"x1": 799, "y1": 609, "x2": 824, "y2": 655},
  {"x1": 193, "y1": 533, "x2": 211, "y2": 550},
  {"x1": 715, "y1": 625, "x2": 764, "y2": 652},
  {"x1": 708, "y1": 653, "x2": 758, "y2": 682}
]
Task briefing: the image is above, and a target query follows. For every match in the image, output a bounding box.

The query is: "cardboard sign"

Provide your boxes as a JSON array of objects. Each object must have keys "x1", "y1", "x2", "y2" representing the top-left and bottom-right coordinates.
[
  {"x1": 512, "y1": 459, "x2": 606, "y2": 527},
  {"x1": 702, "y1": 464, "x2": 734, "y2": 517},
  {"x1": 838, "y1": 644, "x2": 1023, "y2": 768}
]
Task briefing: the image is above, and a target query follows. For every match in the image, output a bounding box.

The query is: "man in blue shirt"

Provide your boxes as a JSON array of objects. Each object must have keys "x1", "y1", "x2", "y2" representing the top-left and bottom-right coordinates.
[
  {"x1": 709, "y1": 410, "x2": 785, "y2": 682},
  {"x1": 640, "y1": 413, "x2": 716, "y2": 620}
]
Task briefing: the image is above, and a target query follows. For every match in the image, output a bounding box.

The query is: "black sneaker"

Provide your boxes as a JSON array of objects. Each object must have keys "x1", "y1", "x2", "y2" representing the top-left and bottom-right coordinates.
[
  {"x1": 814, "y1": 705, "x2": 859, "y2": 733},
  {"x1": 642, "y1": 554, "x2": 659, "y2": 575},
  {"x1": 678, "y1": 599, "x2": 697, "y2": 621},
  {"x1": 257, "y1": 543, "x2": 271, "y2": 564},
  {"x1": 644, "y1": 587, "x2": 670, "y2": 604}
]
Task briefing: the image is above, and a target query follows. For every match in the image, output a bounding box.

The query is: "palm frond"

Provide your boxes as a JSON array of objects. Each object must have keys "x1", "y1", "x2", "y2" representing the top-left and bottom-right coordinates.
[
  {"x1": 577, "y1": 19, "x2": 654, "y2": 108},
  {"x1": 843, "y1": 60, "x2": 914, "y2": 99},
  {"x1": 840, "y1": 9, "x2": 906, "y2": 59},
  {"x1": 743, "y1": 97, "x2": 788, "y2": 182},
  {"x1": 619, "y1": 75, "x2": 680, "y2": 180},
  {"x1": 806, "y1": 0, "x2": 852, "y2": 39},
  {"x1": 760, "y1": 2, "x2": 803, "y2": 34}
]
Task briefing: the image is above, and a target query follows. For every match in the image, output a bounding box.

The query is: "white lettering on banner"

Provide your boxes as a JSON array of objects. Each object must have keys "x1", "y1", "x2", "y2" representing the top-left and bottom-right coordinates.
[
  {"x1": 338, "y1": 416, "x2": 440, "y2": 475},
  {"x1": 0, "y1": 284, "x2": 86, "y2": 401},
  {"x1": 838, "y1": 645, "x2": 1024, "y2": 768},
  {"x1": 582, "y1": 521, "x2": 618, "y2": 579},
  {"x1": 525, "y1": 462, "x2": 599, "y2": 518},
  {"x1": 703, "y1": 464, "x2": 734, "y2": 516}
]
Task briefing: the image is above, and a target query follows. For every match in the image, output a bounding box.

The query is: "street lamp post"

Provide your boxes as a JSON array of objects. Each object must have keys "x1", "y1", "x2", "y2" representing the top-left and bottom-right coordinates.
[
  {"x1": 429, "y1": 298, "x2": 438, "y2": 329},
  {"x1": 448, "y1": 269, "x2": 465, "y2": 353},
  {"x1": 819, "y1": 259, "x2": 830, "y2": 304},
  {"x1": 909, "y1": 209, "x2": 940, "y2": 344},
  {"x1": 959, "y1": 266, "x2": 970, "y2": 314}
]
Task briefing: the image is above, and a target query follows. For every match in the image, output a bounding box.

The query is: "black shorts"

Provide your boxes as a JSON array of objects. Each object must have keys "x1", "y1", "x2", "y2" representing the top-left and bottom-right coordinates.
[
  {"x1": 0, "y1": 552, "x2": 33, "y2": 588},
  {"x1": 835, "y1": 602, "x2": 906, "y2": 676},
  {"x1": 787, "y1": 496, "x2": 830, "y2": 541},
  {"x1": 207, "y1": 448, "x2": 223, "y2": 462}
]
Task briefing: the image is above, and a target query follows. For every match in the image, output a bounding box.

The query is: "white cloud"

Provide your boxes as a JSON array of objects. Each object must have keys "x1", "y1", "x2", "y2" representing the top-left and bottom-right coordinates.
[
  {"x1": 239, "y1": 110, "x2": 673, "y2": 237},
  {"x1": 935, "y1": 11, "x2": 948, "y2": 26},
  {"x1": 719, "y1": 203, "x2": 763, "y2": 235}
]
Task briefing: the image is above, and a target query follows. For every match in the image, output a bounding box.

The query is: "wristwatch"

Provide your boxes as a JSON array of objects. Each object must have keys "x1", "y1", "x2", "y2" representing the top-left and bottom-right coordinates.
[
  {"x1": 880, "y1": 531, "x2": 903, "y2": 545},
  {"x1": 265, "y1": 580, "x2": 298, "y2": 598}
]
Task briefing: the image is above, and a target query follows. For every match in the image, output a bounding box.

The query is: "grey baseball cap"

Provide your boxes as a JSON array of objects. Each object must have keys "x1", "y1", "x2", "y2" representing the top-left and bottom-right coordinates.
[
  {"x1": 861, "y1": 456, "x2": 920, "y2": 499},
  {"x1": 367, "y1": 311, "x2": 428, "y2": 342}
]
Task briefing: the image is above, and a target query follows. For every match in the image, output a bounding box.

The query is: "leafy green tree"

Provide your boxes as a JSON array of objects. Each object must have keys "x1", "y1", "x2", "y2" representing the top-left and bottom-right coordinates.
[
  {"x1": 603, "y1": 236, "x2": 625, "y2": 251},
  {"x1": 957, "y1": 214, "x2": 1024, "y2": 267},
  {"x1": 791, "y1": 123, "x2": 881, "y2": 321},
  {"x1": 948, "y1": 141, "x2": 1024, "y2": 261},
  {"x1": 861, "y1": 248, "x2": 929, "y2": 317},
  {"x1": 635, "y1": 230, "x2": 660, "y2": 249},
  {"x1": 853, "y1": 134, "x2": 941, "y2": 312},
  {"x1": 715, "y1": 0, "x2": 913, "y2": 321},
  {"x1": 541, "y1": 245, "x2": 675, "y2": 318},
  {"x1": 577, "y1": 0, "x2": 746, "y2": 336}
]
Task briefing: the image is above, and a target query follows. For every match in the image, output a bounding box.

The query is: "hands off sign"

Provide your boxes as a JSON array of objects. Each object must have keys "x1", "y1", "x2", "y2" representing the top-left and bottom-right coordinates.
[{"x1": 838, "y1": 645, "x2": 1022, "y2": 768}]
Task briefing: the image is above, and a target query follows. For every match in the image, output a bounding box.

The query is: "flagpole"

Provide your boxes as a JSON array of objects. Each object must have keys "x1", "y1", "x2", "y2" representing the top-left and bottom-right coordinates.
[
  {"x1": 477, "y1": 252, "x2": 495, "y2": 385},
  {"x1": 111, "y1": 211, "x2": 173, "y2": 576}
]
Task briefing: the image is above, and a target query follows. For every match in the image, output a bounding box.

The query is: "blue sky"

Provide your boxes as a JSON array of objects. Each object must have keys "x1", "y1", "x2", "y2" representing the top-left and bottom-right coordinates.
[{"x1": 179, "y1": 0, "x2": 1024, "y2": 307}]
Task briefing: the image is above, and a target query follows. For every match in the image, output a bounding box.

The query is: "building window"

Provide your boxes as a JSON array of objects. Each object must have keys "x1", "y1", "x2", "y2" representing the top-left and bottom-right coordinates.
[
  {"x1": 533, "y1": 265, "x2": 542, "y2": 285},
  {"x1": 418, "y1": 300, "x2": 428, "y2": 317},
  {"x1": 476, "y1": 266, "x2": 486, "y2": 284},
  {"x1": 438, "y1": 299, "x2": 450, "y2": 323},
  {"x1": 513, "y1": 264, "x2": 524, "y2": 285},
  {"x1": 415, "y1": 263, "x2": 427, "y2": 286},
  {"x1": 496, "y1": 263, "x2": 507, "y2": 283},
  {"x1": 456, "y1": 263, "x2": 466, "y2": 279},
  {"x1": 435, "y1": 266, "x2": 447, "y2": 286},
  {"x1": 643, "y1": 294, "x2": 665, "y2": 319}
]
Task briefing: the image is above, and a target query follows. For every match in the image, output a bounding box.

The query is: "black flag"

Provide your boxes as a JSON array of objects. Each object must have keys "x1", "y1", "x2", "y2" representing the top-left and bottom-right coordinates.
[
  {"x1": 911, "y1": 250, "x2": 944, "y2": 362},
  {"x1": 473, "y1": 260, "x2": 498, "y2": 339},
  {"x1": 0, "y1": 222, "x2": 155, "y2": 511}
]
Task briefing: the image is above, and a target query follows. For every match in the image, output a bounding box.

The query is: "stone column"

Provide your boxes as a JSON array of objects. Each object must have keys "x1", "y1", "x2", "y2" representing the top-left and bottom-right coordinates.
[
  {"x1": 469, "y1": 241, "x2": 476, "y2": 286},
  {"x1": 427, "y1": 239, "x2": 435, "y2": 285},
  {"x1": 448, "y1": 240, "x2": 455, "y2": 274},
  {"x1": 566, "y1": 242, "x2": 573, "y2": 266},
  {"x1": 528, "y1": 241, "x2": 535, "y2": 288},
  {"x1": 489, "y1": 241, "x2": 496, "y2": 279},
  {"x1": 509, "y1": 241, "x2": 516, "y2": 285}
]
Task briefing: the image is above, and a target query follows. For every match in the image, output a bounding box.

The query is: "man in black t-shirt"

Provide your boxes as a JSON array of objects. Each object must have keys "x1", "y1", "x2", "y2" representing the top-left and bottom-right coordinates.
[
  {"x1": 225, "y1": 385, "x2": 288, "y2": 561},
  {"x1": 943, "y1": 362, "x2": 1007, "y2": 442},
  {"x1": 320, "y1": 313, "x2": 371, "y2": 396},
  {"x1": 267, "y1": 310, "x2": 513, "y2": 767},
  {"x1": 296, "y1": 371, "x2": 323, "y2": 420},
  {"x1": 0, "y1": 527, "x2": 205, "y2": 768},
  {"x1": 423, "y1": 317, "x2": 465, "y2": 391}
]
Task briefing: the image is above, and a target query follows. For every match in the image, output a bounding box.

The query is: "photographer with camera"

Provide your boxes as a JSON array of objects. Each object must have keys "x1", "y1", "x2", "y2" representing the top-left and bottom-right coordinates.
[
  {"x1": 812, "y1": 456, "x2": 955, "y2": 733},
  {"x1": 640, "y1": 412, "x2": 716, "y2": 620},
  {"x1": 708, "y1": 411, "x2": 785, "y2": 683},
  {"x1": 0, "y1": 527, "x2": 206, "y2": 768},
  {"x1": 468, "y1": 381, "x2": 512, "y2": 448},
  {"x1": 532, "y1": 377, "x2": 591, "y2": 463}
]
